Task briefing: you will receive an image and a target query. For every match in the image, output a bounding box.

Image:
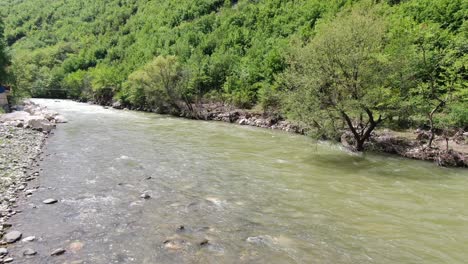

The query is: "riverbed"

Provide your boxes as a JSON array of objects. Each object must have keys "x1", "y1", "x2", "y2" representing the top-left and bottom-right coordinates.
[{"x1": 8, "y1": 99, "x2": 468, "y2": 263}]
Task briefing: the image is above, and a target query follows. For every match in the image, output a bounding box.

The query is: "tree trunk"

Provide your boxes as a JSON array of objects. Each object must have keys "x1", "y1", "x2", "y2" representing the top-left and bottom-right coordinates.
[
  {"x1": 427, "y1": 100, "x2": 445, "y2": 148},
  {"x1": 341, "y1": 108, "x2": 382, "y2": 152}
]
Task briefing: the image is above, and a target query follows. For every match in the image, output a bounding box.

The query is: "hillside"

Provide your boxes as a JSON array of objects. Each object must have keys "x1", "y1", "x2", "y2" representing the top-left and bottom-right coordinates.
[{"x1": 0, "y1": 0, "x2": 466, "y2": 151}]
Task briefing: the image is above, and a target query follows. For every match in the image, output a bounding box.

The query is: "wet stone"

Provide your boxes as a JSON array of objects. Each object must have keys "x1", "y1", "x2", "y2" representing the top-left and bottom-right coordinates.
[
  {"x1": 22, "y1": 236, "x2": 36, "y2": 242},
  {"x1": 163, "y1": 239, "x2": 188, "y2": 250},
  {"x1": 50, "y1": 248, "x2": 66, "y2": 256},
  {"x1": 246, "y1": 235, "x2": 275, "y2": 245},
  {"x1": 0, "y1": 247, "x2": 8, "y2": 255},
  {"x1": 200, "y1": 239, "x2": 210, "y2": 246},
  {"x1": 5, "y1": 231, "x2": 22, "y2": 243},
  {"x1": 42, "y1": 198, "x2": 58, "y2": 204},
  {"x1": 23, "y1": 248, "x2": 37, "y2": 256},
  {"x1": 69, "y1": 241, "x2": 84, "y2": 253},
  {"x1": 140, "y1": 193, "x2": 151, "y2": 199}
]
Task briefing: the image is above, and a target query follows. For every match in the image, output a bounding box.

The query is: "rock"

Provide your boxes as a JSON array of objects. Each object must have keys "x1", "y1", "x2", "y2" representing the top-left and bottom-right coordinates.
[
  {"x1": 112, "y1": 101, "x2": 123, "y2": 109},
  {"x1": 199, "y1": 239, "x2": 209, "y2": 246},
  {"x1": 239, "y1": 118, "x2": 248, "y2": 125},
  {"x1": 0, "y1": 111, "x2": 30, "y2": 123},
  {"x1": 23, "y1": 248, "x2": 37, "y2": 256},
  {"x1": 43, "y1": 111, "x2": 59, "y2": 121},
  {"x1": 3, "y1": 257, "x2": 13, "y2": 263},
  {"x1": 50, "y1": 248, "x2": 66, "y2": 256},
  {"x1": 140, "y1": 192, "x2": 151, "y2": 199},
  {"x1": 246, "y1": 235, "x2": 275, "y2": 245},
  {"x1": 68, "y1": 241, "x2": 84, "y2": 253},
  {"x1": 0, "y1": 247, "x2": 8, "y2": 255},
  {"x1": 54, "y1": 115, "x2": 68, "y2": 123},
  {"x1": 26, "y1": 116, "x2": 55, "y2": 132},
  {"x1": 42, "y1": 198, "x2": 58, "y2": 204},
  {"x1": 5, "y1": 231, "x2": 22, "y2": 243},
  {"x1": 22, "y1": 236, "x2": 36, "y2": 242},
  {"x1": 163, "y1": 239, "x2": 188, "y2": 250}
]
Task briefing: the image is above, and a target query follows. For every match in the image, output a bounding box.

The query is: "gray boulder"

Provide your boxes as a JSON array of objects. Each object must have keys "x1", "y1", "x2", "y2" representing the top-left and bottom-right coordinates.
[
  {"x1": 4, "y1": 230, "x2": 22, "y2": 243},
  {"x1": 25, "y1": 116, "x2": 55, "y2": 132}
]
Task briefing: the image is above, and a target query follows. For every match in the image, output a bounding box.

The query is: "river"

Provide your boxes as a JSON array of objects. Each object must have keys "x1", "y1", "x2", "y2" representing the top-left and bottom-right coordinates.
[{"x1": 9, "y1": 99, "x2": 468, "y2": 263}]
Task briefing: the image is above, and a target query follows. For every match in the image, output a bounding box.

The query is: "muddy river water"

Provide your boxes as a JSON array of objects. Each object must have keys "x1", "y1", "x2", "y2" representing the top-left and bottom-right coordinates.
[{"x1": 9, "y1": 99, "x2": 468, "y2": 263}]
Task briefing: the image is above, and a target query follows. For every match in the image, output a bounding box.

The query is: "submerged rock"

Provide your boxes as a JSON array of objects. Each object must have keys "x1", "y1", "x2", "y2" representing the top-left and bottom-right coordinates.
[
  {"x1": 199, "y1": 239, "x2": 210, "y2": 246},
  {"x1": 246, "y1": 235, "x2": 275, "y2": 245},
  {"x1": 163, "y1": 238, "x2": 189, "y2": 250},
  {"x1": 140, "y1": 192, "x2": 151, "y2": 199},
  {"x1": 50, "y1": 248, "x2": 66, "y2": 256},
  {"x1": 68, "y1": 241, "x2": 84, "y2": 253},
  {"x1": 23, "y1": 248, "x2": 37, "y2": 256}
]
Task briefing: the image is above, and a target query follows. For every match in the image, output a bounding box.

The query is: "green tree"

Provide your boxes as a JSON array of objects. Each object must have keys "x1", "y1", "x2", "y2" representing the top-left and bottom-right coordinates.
[
  {"x1": 410, "y1": 23, "x2": 467, "y2": 148},
  {"x1": 0, "y1": 18, "x2": 9, "y2": 83},
  {"x1": 89, "y1": 65, "x2": 121, "y2": 104},
  {"x1": 282, "y1": 6, "x2": 400, "y2": 151},
  {"x1": 126, "y1": 56, "x2": 191, "y2": 114}
]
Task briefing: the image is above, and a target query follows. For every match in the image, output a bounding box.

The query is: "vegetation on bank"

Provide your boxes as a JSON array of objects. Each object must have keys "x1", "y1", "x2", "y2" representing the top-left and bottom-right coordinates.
[
  {"x1": 0, "y1": 0, "x2": 466, "y2": 150},
  {"x1": 0, "y1": 18, "x2": 8, "y2": 84}
]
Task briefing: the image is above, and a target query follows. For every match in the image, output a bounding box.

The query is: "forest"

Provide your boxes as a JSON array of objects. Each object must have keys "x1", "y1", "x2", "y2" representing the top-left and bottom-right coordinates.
[{"x1": 0, "y1": 0, "x2": 466, "y2": 150}]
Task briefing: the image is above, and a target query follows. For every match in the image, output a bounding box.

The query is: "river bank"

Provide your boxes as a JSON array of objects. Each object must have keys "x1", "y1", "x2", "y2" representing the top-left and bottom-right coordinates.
[
  {"x1": 0, "y1": 101, "x2": 67, "y2": 262},
  {"x1": 109, "y1": 102, "x2": 467, "y2": 168},
  {"x1": 3, "y1": 99, "x2": 468, "y2": 264}
]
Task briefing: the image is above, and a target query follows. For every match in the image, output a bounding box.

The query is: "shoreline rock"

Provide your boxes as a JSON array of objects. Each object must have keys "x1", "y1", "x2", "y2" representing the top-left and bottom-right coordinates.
[{"x1": 0, "y1": 100, "x2": 62, "y2": 261}]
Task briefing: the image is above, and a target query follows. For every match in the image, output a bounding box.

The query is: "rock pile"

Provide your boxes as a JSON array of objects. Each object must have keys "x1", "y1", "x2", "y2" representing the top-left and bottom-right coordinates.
[
  {"x1": 0, "y1": 100, "x2": 66, "y2": 262},
  {"x1": 0, "y1": 100, "x2": 67, "y2": 132}
]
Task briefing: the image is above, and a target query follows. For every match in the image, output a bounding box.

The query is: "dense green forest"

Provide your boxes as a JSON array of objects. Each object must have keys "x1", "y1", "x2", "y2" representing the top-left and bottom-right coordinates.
[
  {"x1": 0, "y1": 0, "x2": 466, "y2": 150},
  {"x1": 0, "y1": 17, "x2": 8, "y2": 83}
]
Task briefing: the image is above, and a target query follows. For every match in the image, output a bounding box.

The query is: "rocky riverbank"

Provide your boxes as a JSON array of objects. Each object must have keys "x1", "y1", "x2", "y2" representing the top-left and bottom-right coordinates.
[
  {"x1": 367, "y1": 131, "x2": 467, "y2": 167},
  {"x1": 0, "y1": 100, "x2": 65, "y2": 263}
]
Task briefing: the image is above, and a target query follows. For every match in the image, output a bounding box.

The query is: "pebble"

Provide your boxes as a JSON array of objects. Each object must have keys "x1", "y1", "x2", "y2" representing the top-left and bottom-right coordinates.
[
  {"x1": 69, "y1": 241, "x2": 84, "y2": 253},
  {"x1": 140, "y1": 193, "x2": 151, "y2": 199},
  {"x1": 0, "y1": 247, "x2": 8, "y2": 255},
  {"x1": 4, "y1": 231, "x2": 22, "y2": 243},
  {"x1": 246, "y1": 235, "x2": 275, "y2": 245},
  {"x1": 50, "y1": 248, "x2": 66, "y2": 256},
  {"x1": 200, "y1": 239, "x2": 209, "y2": 246},
  {"x1": 42, "y1": 198, "x2": 58, "y2": 204},
  {"x1": 163, "y1": 239, "x2": 187, "y2": 250},
  {"x1": 23, "y1": 248, "x2": 37, "y2": 256},
  {"x1": 22, "y1": 236, "x2": 36, "y2": 242},
  {"x1": 3, "y1": 257, "x2": 13, "y2": 263}
]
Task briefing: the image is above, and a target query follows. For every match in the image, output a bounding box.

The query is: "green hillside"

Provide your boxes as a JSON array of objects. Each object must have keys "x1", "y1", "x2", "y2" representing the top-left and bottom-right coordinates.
[{"x1": 0, "y1": 0, "x2": 466, "y2": 148}]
